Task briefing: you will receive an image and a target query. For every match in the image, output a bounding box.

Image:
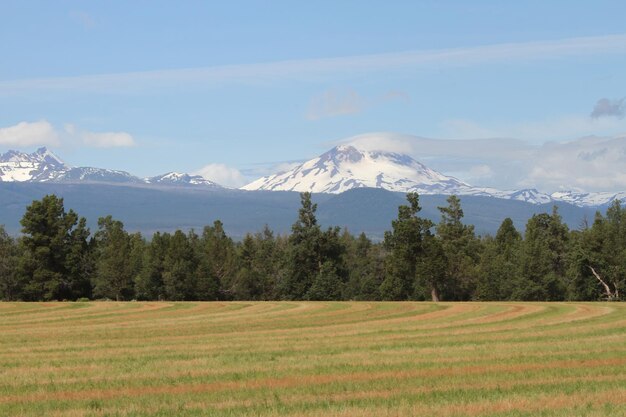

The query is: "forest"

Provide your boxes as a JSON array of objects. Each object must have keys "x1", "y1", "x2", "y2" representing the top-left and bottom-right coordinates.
[{"x1": 0, "y1": 192, "x2": 623, "y2": 302}]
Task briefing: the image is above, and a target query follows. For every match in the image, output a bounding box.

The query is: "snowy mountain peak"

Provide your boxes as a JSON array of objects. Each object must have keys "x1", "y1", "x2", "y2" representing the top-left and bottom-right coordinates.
[
  {"x1": 322, "y1": 145, "x2": 364, "y2": 164},
  {"x1": 0, "y1": 148, "x2": 223, "y2": 188},
  {"x1": 0, "y1": 147, "x2": 69, "y2": 182},
  {"x1": 34, "y1": 147, "x2": 65, "y2": 167},
  {"x1": 146, "y1": 172, "x2": 222, "y2": 188},
  {"x1": 242, "y1": 144, "x2": 470, "y2": 194}
]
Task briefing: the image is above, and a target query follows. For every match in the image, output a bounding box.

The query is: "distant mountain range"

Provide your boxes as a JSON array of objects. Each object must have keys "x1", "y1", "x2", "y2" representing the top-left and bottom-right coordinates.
[
  {"x1": 242, "y1": 144, "x2": 626, "y2": 208},
  {"x1": 0, "y1": 147, "x2": 221, "y2": 188},
  {"x1": 0, "y1": 183, "x2": 599, "y2": 239},
  {"x1": 2, "y1": 145, "x2": 626, "y2": 208}
]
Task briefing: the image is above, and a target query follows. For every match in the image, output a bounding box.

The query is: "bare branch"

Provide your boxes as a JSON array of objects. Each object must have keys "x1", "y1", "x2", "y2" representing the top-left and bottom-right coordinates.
[{"x1": 589, "y1": 266, "x2": 617, "y2": 300}]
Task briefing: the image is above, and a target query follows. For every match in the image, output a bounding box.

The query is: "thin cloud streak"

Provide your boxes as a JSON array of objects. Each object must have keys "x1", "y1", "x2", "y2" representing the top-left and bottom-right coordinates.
[{"x1": 2, "y1": 33, "x2": 626, "y2": 95}]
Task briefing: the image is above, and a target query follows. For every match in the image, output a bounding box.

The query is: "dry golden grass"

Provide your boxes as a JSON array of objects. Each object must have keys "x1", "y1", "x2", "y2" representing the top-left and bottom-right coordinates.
[{"x1": 0, "y1": 301, "x2": 624, "y2": 416}]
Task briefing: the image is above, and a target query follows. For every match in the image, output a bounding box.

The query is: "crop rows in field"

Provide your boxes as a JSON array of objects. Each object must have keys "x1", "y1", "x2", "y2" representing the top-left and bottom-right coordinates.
[{"x1": 0, "y1": 301, "x2": 625, "y2": 416}]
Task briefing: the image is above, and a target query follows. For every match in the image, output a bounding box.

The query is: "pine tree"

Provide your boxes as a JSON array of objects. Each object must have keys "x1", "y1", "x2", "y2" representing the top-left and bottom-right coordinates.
[
  {"x1": 93, "y1": 216, "x2": 135, "y2": 301},
  {"x1": 281, "y1": 192, "x2": 323, "y2": 299},
  {"x1": 135, "y1": 232, "x2": 169, "y2": 300},
  {"x1": 518, "y1": 207, "x2": 568, "y2": 300},
  {"x1": 253, "y1": 225, "x2": 281, "y2": 300},
  {"x1": 63, "y1": 217, "x2": 94, "y2": 299},
  {"x1": 343, "y1": 232, "x2": 385, "y2": 300},
  {"x1": 0, "y1": 225, "x2": 20, "y2": 301},
  {"x1": 567, "y1": 204, "x2": 624, "y2": 300},
  {"x1": 19, "y1": 195, "x2": 90, "y2": 301},
  {"x1": 307, "y1": 261, "x2": 343, "y2": 300},
  {"x1": 381, "y1": 193, "x2": 434, "y2": 300},
  {"x1": 200, "y1": 221, "x2": 236, "y2": 300},
  {"x1": 232, "y1": 234, "x2": 262, "y2": 300},
  {"x1": 476, "y1": 218, "x2": 522, "y2": 300},
  {"x1": 415, "y1": 234, "x2": 447, "y2": 301},
  {"x1": 162, "y1": 230, "x2": 197, "y2": 300},
  {"x1": 435, "y1": 195, "x2": 480, "y2": 300},
  {"x1": 306, "y1": 226, "x2": 347, "y2": 300}
]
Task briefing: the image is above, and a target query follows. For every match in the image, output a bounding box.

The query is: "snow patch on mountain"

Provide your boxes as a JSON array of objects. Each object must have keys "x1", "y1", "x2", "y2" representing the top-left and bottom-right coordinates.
[
  {"x1": 241, "y1": 144, "x2": 626, "y2": 207},
  {"x1": 550, "y1": 191, "x2": 626, "y2": 207},
  {"x1": 146, "y1": 172, "x2": 221, "y2": 187},
  {"x1": 242, "y1": 145, "x2": 471, "y2": 194},
  {"x1": 4, "y1": 146, "x2": 626, "y2": 207},
  {"x1": 0, "y1": 147, "x2": 222, "y2": 187},
  {"x1": 0, "y1": 147, "x2": 67, "y2": 182}
]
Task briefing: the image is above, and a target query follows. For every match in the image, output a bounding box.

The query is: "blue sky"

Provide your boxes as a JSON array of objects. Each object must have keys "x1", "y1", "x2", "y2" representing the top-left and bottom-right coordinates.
[{"x1": 1, "y1": 1, "x2": 626, "y2": 191}]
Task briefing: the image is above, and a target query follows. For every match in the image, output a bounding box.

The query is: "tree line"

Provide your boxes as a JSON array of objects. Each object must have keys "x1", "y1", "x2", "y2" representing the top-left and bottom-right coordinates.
[{"x1": 0, "y1": 193, "x2": 623, "y2": 302}]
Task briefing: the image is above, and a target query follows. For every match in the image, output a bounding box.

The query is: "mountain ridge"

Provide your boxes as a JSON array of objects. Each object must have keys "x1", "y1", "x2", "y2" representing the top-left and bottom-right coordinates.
[
  {"x1": 241, "y1": 144, "x2": 624, "y2": 207},
  {"x1": 0, "y1": 147, "x2": 222, "y2": 188},
  {"x1": 3, "y1": 145, "x2": 626, "y2": 208}
]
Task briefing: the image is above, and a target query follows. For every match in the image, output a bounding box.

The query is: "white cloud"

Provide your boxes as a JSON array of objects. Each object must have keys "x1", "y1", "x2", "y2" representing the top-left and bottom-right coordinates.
[
  {"x1": 339, "y1": 132, "x2": 416, "y2": 154},
  {"x1": 64, "y1": 124, "x2": 135, "y2": 147},
  {"x1": 81, "y1": 131, "x2": 135, "y2": 148},
  {"x1": 591, "y1": 97, "x2": 625, "y2": 119},
  {"x1": 442, "y1": 114, "x2": 626, "y2": 142},
  {"x1": 0, "y1": 120, "x2": 60, "y2": 146},
  {"x1": 331, "y1": 131, "x2": 626, "y2": 192},
  {"x1": 306, "y1": 88, "x2": 410, "y2": 121},
  {"x1": 522, "y1": 135, "x2": 626, "y2": 191},
  {"x1": 307, "y1": 89, "x2": 366, "y2": 120},
  {"x1": 468, "y1": 164, "x2": 494, "y2": 179},
  {"x1": 3, "y1": 33, "x2": 626, "y2": 95},
  {"x1": 0, "y1": 121, "x2": 135, "y2": 149},
  {"x1": 195, "y1": 164, "x2": 247, "y2": 188}
]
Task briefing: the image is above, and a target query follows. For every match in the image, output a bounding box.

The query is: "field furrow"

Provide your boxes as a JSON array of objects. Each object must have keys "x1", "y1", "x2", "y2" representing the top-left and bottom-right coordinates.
[{"x1": 0, "y1": 301, "x2": 624, "y2": 416}]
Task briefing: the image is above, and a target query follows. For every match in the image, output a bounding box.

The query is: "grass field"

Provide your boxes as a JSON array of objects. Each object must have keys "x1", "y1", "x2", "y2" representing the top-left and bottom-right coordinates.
[{"x1": 1, "y1": 302, "x2": 625, "y2": 416}]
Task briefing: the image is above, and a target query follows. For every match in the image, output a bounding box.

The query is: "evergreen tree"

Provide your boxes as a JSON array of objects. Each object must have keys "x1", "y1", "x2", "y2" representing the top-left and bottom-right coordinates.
[
  {"x1": 435, "y1": 195, "x2": 480, "y2": 300},
  {"x1": 63, "y1": 217, "x2": 94, "y2": 299},
  {"x1": 232, "y1": 234, "x2": 263, "y2": 300},
  {"x1": 414, "y1": 234, "x2": 447, "y2": 301},
  {"x1": 306, "y1": 226, "x2": 347, "y2": 300},
  {"x1": 280, "y1": 193, "x2": 348, "y2": 300},
  {"x1": 380, "y1": 193, "x2": 434, "y2": 300},
  {"x1": 0, "y1": 226, "x2": 20, "y2": 301},
  {"x1": 307, "y1": 261, "x2": 343, "y2": 300},
  {"x1": 135, "y1": 232, "x2": 169, "y2": 300},
  {"x1": 19, "y1": 195, "x2": 90, "y2": 300},
  {"x1": 252, "y1": 225, "x2": 282, "y2": 300},
  {"x1": 92, "y1": 216, "x2": 135, "y2": 300},
  {"x1": 343, "y1": 232, "x2": 385, "y2": 300},
  {"x1": 162, "y1": 230, "x2": 197, "y2": 300},
  {"x1": 281, "y1": 192, "x2": 323, "y2": 299},
  {"x1": 567, "y1": 204, "x2": 624, "y2": 300},
  {"x1": 476, "y1": 218, "x2": 522, "y2": 300},
  {"x1": 518, "y1": 207, "x2": 568, "y2": 300},
  {"x1": 200, "y1": 220, "x2": 236, "y2": 300},
  {"x1": 567, "y1": 228, "x2": 602, "y2": 300}
]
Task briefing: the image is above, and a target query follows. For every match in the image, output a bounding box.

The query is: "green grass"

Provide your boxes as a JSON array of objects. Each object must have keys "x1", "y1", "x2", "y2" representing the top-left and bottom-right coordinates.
[{"x1": 0, "y1": 301, "x2": 624, "y2": 416}]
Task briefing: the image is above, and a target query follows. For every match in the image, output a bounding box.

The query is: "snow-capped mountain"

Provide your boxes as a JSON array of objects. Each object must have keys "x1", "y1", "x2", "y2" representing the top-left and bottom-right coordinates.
[
  {"x1": 4, "y1": 146, "x2": 626, "y2": 207},
  {"x1": 450, "y1": 187, "x2": 554, "y2": 205},
  {"x1": 241, "y1": 144, "x2": 626, "y2": 207},
  {"x1": 242, "y1": 145, "x2": 472, "y2": 194},
  {"x1": 146, "y1": 172, "x2": 221, "y2": 188},
  {"x1": 550, "y1": 191, "x2": 626, "y2": 207},
  {"x1": 0, "y1": 147, "x2": 145, "y2": 184},
  {"x1": 56, "y1": 167, "x2": 143, "y2": 184},
  {"x1": 0, "y1": 147, "x2": 67, "y2": 182},
  {"x1": 0, "y1": 148, "x2": 222, "y2": 188}
]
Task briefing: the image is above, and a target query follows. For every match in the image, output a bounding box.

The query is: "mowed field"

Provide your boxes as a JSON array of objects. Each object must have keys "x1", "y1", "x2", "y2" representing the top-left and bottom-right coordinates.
[{"x1": 1, "y1": 302, "x2": 625, "y2": 417}]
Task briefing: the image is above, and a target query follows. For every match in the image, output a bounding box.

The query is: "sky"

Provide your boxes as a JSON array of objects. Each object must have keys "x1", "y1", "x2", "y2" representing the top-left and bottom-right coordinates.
[{"x1": 1, "y1": 0, "x2": 626, "y2": 192}]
